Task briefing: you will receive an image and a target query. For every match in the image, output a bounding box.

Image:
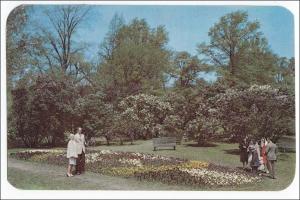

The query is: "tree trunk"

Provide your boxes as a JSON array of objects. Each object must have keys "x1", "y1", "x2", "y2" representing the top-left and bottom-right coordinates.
[
  {"x1": 197, "y1": 134, "x2": 206, "y2": 146},
  {"x1": 105, "y1": 136, "x2": 110, "y2": 145},
  {"x1": 51, "y1": 136, "x2": 56, "y2": 148},
  {"x1": 130, "y1": 134, "x2": 134, "y2": 145},
  {"x1": 229, "y1": 47, "x2": 236, "y2": 76}
]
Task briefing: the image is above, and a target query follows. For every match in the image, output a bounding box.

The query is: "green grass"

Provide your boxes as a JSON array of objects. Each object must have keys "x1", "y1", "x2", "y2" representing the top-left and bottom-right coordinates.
[
  {"x1": 90, "y1": 140, "x2": 240, "y2": 166},
  {"x1": 7, "y1": 140, "x2": 296, "y2": 191},
  {"x1": 8, "y1": 167, "x2": 195, "y2": 190},
  {"x1": 8, "y1": 168, "x2": 64, "y2": 190},
  {"x1": 7, "y1": 159, "x2": 197, "y2": 190}
]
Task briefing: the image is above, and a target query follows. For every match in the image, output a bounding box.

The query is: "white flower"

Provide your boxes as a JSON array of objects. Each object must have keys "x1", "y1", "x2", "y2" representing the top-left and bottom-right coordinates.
[
  {"x1": 85, "y1": 152, "x2": 103, "y2": 163},
  {"x1": 119, "y1": 158, "x2": 143, "y2": 167},
  {"x1": 99, "y1": 150, "x2": 112, "y2": 154},
  {"x1": 179, "y1": 168, "x2": 260, "y2": 186},
  {"x1": 20, "y1": 149, "x2": 64, "y2": 154}
]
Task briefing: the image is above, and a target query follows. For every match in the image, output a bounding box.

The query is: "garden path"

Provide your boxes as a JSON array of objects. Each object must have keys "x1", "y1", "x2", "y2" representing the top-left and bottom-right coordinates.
[{"x1": 7, "y1": 158, "x2": 193, "y2": 190}]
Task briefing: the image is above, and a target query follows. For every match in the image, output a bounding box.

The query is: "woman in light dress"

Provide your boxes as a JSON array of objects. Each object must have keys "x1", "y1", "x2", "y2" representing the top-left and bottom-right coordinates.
[
  {"x1": 66, "y1": 134, "x2": 78, "y2": 177},
  {"x1": 251, "y1": 140, "x2": 261, "y2": 173}
]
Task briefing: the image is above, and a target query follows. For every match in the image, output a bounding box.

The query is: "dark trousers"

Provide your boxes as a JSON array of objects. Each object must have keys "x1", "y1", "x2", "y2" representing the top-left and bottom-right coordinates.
[
  {"x1": 76, "y1": 151, "x2": 85, "y2": 174},
  {"x1": 267, "y1": 160, "x2": 276, "y2": 178}
]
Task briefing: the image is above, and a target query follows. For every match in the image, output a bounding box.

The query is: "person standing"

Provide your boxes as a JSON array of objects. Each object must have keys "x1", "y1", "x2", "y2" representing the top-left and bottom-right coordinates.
[
  {"x1": 75, "y1": 127, "x2": 86, "y2": 175},
  {"x1": 261, "y1": 137, "x2": 269, "y2": 173},
  {"x1": 266, "y1": 137, "x2": 278, "y2": 179},
  {"x1": 239, "y1": 137, "x2": 248, "y2": 169},
  {"x1": 251, "y1": 140, "x2": 261, "y2": 173},
  {"x1": 247, "y1": 140, "x2": 255, "y2": 169},
  {"x1": 66, "y1": 134, "x2": 77, "y2": 177}
]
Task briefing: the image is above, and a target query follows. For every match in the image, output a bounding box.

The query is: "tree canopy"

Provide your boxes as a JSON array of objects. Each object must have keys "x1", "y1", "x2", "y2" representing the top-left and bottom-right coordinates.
[
  {"x1": 98, "y1": 18, "x2": 171, "y2": 102},
  {"x1": 7, "y1": 7, "x2": 295, "y2": 147},
  {"x1": 197, "y1": 11, "x2": 284, "y2": 87}
]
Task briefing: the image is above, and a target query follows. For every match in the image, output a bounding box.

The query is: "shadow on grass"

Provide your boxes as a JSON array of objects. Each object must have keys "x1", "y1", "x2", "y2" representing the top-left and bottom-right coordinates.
[
  {"x1": 223, "y1": 148, "x2": 240, "y2": 155},
  {"x1": 153, "y1": 148, "x2": 177, "y2": 151},
  {"x1": 185, "y1": 143, "x2": 218, "y2": 147},
  {"x1": 91, "y1": 142, "x2": 141, "y2": 147}
]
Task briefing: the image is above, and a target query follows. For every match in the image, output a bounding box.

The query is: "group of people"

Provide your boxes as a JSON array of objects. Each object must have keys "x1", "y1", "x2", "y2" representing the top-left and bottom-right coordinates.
[
  {"x1": 239, "y1": 136, "x2": 278, "y2": 179},
  {"x1": 66, "y1": 127, "x2": 86, "y2": 177},
  {"x1": 66, "y1": 128, "x2": 279, "y2": 179}
]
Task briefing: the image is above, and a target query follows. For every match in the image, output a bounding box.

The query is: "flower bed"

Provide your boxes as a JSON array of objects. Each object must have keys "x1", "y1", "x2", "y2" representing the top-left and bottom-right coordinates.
[{"x1": 10, "y1": 149, "x2": 261, "y2": 187}]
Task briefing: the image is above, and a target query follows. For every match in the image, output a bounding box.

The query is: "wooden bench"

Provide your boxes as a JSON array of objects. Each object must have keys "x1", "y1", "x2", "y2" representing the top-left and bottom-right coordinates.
[{"x1": 153, "y1": 137, "x2": 176, "y2": 151}]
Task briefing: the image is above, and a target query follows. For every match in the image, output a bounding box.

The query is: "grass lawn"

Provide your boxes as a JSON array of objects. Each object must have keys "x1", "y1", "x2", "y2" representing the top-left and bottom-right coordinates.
[
  {"x1": 7, "y1": 159, "x2": 194, "y2": 190},
  {"x1": 7, "y1": 140, "x2": 296, "y2": 191}
]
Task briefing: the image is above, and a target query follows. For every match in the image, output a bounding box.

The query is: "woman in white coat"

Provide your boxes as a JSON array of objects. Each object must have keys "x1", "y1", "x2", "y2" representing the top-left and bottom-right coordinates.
[{"x1": 66, "y1": 134, "x2": 77, "y2": 177}]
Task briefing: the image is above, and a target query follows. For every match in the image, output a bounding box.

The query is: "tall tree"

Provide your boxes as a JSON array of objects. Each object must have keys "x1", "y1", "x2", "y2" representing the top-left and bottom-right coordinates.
[
  {"x1": 34, "y1": 5, "x2": 91, "y2": 84},
  {"x1": 99, "y1": 13, "x2": 125, "y2": 62},
  {"x1": 98, "y1": 18, "x2": 171, "y2": 102},
  {"x1": 198, "y1": 11, "x2": 263, "y2": 86},
  {"x1": 6, "y1": 5, "x2": 30, "y2": 86},
  {"x1": 275, "y1": 56, "x2": 295, "y2": 93},
  {"x1": 171, "y1": 51, "x2": 209, "y2": 88},
  {"x1": 232, "y1": 37, "x2": 278, "y2": 86},
  {"x1": 7, "y1": 5, "x2": 33, "y2": 142}
]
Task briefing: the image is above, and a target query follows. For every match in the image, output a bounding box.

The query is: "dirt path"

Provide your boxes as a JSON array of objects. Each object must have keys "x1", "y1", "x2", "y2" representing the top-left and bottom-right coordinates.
[{"x1": 7, "y1": 158, "x2": 194, "y2": 190}]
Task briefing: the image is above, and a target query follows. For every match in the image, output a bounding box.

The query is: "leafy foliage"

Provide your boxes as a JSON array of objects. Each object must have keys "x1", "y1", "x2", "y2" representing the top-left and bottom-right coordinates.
[
  {"x1": 198, "y1": 11, "x2": 279, "y2": 87},
  {"x1": 98, "y1": 18, "x2": 171, "y2": 102},
  {"x1": 7, "y1": 9, "x2": 295, "y2": 148},
  {"x1": 118, "y1": 94, "x2": 173, "y2": 138},
  {"x1": 6, "y1": 5, "x2": 30, "y2": 84},
  {"x1": 170, "y1": 51, "x2": 209, "y2": 88},
  {"x1": 212, "y1": 85, "x2": 294, "y2": 142},
  {"x1": 74, "y1": 92, "x2": 114, "y2": 140},
  {"x1": 11, "y1": 74, "x2": 79, "y2": 147}
]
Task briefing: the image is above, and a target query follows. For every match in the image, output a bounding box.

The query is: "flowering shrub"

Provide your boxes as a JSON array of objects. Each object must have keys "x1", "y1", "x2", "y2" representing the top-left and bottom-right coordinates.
[
  {"x1": 10, "y1": 149, "x2": 261, "y2": 187},
  {"x1": 162, "y1": 115, "x2": 183, "y2": 138},
  {"x1": 10, "y1": 149, "x2": 67, "y2": 166},
  {"x1": 212, "y1": 84, "x2": 294, "y2": 141},
  {"x1": 118, "y1": 94, "x2": 173, "y2": 138}
]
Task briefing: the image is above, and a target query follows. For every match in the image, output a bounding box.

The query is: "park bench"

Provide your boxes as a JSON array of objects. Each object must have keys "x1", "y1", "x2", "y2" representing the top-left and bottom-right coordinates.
[{"x1": 153, "y1": 137, "x2": 176, "y2": 151}]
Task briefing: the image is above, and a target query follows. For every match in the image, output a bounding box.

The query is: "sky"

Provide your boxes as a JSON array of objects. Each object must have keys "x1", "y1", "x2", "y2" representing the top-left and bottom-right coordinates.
[{"x1": 27, "y1": 5, "x2": 294, "y2": 82}]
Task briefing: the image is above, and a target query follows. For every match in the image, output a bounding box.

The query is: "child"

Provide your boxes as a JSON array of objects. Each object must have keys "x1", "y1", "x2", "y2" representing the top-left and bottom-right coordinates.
[{"x1": 66, "y1": 134, "x2": 78, "y2": 177}]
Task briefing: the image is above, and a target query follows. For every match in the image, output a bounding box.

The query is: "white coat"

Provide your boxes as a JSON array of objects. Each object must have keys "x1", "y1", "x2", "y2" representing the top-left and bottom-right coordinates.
[
  {"x1": 75, "y1": 133, "x2": 85, "y2": 155},
  {"x1": 67, "y1": 139, "x2": 78, "y2": 158}
]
